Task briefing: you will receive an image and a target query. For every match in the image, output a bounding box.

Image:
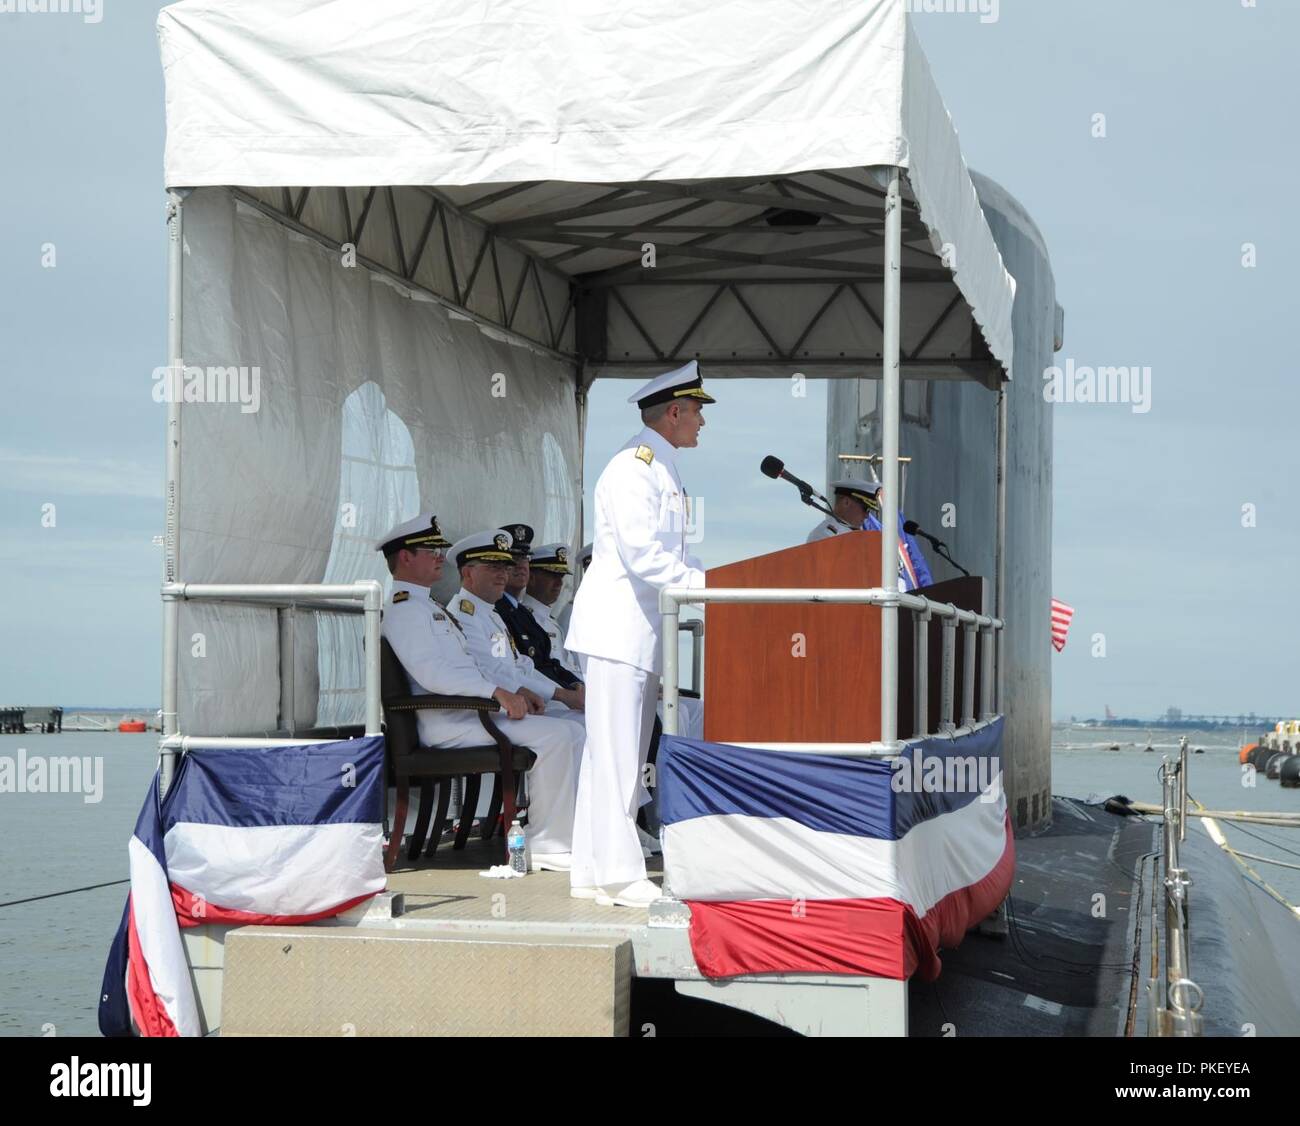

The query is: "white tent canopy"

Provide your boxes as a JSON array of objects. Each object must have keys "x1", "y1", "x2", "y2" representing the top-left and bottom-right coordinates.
[
  {"x1": 155, "y1": 0, "x2": 1020, "y2": 743},
  {"x1": 158, "y1": 0, "x2": 1016, "y2": 376}
]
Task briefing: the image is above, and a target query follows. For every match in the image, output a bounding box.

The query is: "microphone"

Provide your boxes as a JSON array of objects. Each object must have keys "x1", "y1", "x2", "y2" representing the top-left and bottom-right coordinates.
[
  {"x1": 903, "y1": 519, "x2": 941, "y2": 546},
  {"x1": 760, "y1": 455, "x2": 834, "y2": 518}
]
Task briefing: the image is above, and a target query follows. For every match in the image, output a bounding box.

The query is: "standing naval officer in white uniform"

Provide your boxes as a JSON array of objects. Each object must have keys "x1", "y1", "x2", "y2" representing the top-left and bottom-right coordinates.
[
  {"x1": 378, "y1": 516, "x2": 579, "y2": 866},
  {"x1": 565, "y1": 361, "x2": 713, "y2": 907}
]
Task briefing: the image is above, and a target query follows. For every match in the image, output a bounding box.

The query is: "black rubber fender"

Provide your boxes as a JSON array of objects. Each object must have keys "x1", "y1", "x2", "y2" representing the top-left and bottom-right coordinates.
[{"x1": 1279, "y1": 755, "x2": 1300, "y2": 789}]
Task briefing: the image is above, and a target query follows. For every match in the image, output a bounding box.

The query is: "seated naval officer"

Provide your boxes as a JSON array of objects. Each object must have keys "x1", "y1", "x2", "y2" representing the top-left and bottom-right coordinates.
[
  {"x1": 858, "y1": 480, "x2": 934, "y2": 591},
  {"x1": 554, "y1": 541, "x2": 592, "y2": 639},
  {"x1": 521, "y1": 543, "x2": 584, "y2": 684},
  {"x1": 497, "y1": 525, "x2": 582, "y2": 691},
  {"x1": 377, "y1": 514, "x2": 579, "y2": 866},
  {"x1": 446, "y1": 530, "x2": 586, "y2": 720},
  {"x1": 806, "y1": 479, "x2": 876, "y2": 542}
]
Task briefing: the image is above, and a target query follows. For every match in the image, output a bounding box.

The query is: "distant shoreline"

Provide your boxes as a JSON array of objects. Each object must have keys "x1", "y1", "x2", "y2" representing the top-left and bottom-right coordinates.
[
  {"x1": 1054, "y1": 718, "x2": 1288, "y2": 731},
  {"x1": 9, "y1": 707, "x2": 161, "y2": 713}
]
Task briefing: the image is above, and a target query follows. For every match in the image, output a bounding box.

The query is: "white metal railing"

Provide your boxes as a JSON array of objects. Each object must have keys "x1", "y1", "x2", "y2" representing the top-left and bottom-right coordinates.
[
  {"x1": 1149, "y1": 737, "x2": 1203, "y2": 1036},
  {"x1": 659, "y1": 585, "x2": 1003, "y2": 757},
  {"x1": 158, "y1": 580, "x2": 384, "y2": 791},
  {"x1": 677, "y1": 618, "x2": 703, "y2": 696}
]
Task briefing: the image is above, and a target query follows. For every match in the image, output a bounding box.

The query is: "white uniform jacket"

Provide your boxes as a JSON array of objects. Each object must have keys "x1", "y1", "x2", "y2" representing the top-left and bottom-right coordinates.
[
  {"x1": 555, "y1": 599, "x2": 573, "y2": 640},
  {"x1": 521, "y1": 592, "x2": 583, "y2": 680},
  {"x1": 380, "y1": 581, "x2": 499, "y2": 742},
  {"x1": 565, "y1": 427, "x2": 705, "y2": 675},
  {"x1": 448, "y1": 587, "x2": 558, "y2": 701},
  {"x1": 806, "y1": 516, "x2": 860, "y2": 543}
]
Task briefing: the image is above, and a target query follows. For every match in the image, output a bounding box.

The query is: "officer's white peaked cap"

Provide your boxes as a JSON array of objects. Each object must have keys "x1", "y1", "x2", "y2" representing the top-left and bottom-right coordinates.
[
  {"x1": 830, "y1": 479, "x2": 881, "y2": 508},
  {"x1": 627, "y1": 360, "x2": 716, "y2": 409},
  {"x1": 530, "y1": 543, "x2": 572, "y2": 574},
  {"x1": 449, "y1": 529, "x2": 515, "y2": 569},
  {"x1": 375, "y1": 512, "x2": 450, "y2": 554}
]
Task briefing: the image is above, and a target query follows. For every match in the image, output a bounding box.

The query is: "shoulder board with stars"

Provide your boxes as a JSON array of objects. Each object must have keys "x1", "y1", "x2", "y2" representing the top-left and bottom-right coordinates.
[
  {"x1": 634, "y1": 445, "x2": 654, "y2": 466},
  {"x1": 393, "y1": 590, "x2": 410, "y2": 603},
  {"x1": 458, "y1": 598, "x2": 475, "y2": 616}
]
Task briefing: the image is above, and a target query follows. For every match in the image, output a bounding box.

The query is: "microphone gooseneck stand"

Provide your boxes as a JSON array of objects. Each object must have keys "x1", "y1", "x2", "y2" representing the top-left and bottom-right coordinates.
[{"x1": 906, "y1": 523, "x2": 971, "y2": 578}]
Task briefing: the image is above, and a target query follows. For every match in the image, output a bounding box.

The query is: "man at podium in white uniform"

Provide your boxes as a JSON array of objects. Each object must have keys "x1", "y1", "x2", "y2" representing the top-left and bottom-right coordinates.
[
  {"x1": 807, "y1": 478, "x2": 933, "y2": 591},
  {"x1": 806, "y1": 478, "x2": 877, "y2": 542},
  {"x1": 565, "y1": 361, "x2": 712, "y2": 908}
]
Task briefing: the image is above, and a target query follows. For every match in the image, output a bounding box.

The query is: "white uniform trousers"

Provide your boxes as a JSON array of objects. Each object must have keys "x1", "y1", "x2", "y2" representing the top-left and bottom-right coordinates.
[
  {"x1": 570, "y1": 654, "x2": 659, "y2": 889},
  {"x1": 544, "y1": 701, "x2": 585, "y2": 731},
  {"x1": 417, "y1": 709, "x2": 580, "y2": 855}
]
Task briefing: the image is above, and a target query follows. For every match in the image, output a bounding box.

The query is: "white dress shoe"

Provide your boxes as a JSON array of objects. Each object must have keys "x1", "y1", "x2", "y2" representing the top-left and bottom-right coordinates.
[
  {"x1": 595, "y1": 878, "x2": 661, "y2": 908},
  {"x1": 569, "y1": 885, "x2": 600, "y2": 900},
  {"x1": 531, "y1": 852, "x2": 572, "y2": 872},
  {"x1": 637, "y1": 825, "x2": 662, "y2": 855}
]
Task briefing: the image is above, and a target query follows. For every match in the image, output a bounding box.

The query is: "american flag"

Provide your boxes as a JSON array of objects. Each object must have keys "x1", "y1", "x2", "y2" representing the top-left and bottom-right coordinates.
[{"x1": 1050, "y1": 598, "x2": 1075, "y2": 652}]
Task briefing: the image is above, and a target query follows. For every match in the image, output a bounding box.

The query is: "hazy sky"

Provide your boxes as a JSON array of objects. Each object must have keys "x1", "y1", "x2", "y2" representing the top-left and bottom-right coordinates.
[{"x1": 1, "y1": 1, "x2": 1296, "y2": 719}]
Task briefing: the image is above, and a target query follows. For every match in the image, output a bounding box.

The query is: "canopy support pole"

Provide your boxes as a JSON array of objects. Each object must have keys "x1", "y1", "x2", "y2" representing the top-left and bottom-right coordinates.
[
  {"x1": 576, "y1": 361, "x2": 589, "y2": 550},
  {"x1": 880, "y1": 168, "x2": 903, "y2": 747},
  {"x1": 161, "y1": 188, "x2": 186, "y2": 796},
  {"x1": 995, "y1": 385, "x2": 1008, "y2": 714}
]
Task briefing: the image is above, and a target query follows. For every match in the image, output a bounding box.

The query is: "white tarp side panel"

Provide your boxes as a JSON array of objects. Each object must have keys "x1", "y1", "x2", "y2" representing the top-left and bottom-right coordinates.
[
  {"x1": 178, "y1": 604, "x2": 282, "y2": 738},
  {"x1": 177, "y1": 188, "x2": 580, "y2": 736},
  {"x1": 899, "y1": 19, "x2": 1015, "y2": 372},
  {"x1": 158, "y1": 0, "x2": 905, "y2": 189},
  {"x1": 315, "y1": 379, "x2": 420, "y2": 729}
]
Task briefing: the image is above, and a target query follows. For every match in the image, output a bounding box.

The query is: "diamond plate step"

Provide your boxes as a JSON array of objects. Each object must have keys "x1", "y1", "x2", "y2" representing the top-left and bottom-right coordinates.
[{"x1": 221, "y1": 925, "x2": 632, "y2": 1036}]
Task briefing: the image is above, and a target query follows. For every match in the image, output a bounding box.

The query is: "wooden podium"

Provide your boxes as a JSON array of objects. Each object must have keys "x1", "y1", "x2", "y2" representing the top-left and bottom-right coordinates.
[
  {"x1": 702, "y1": 534, "x2": 988, "y2": 744},
  {"x1": 703, "y1": 533, "x2": 883, "y2": 744}
]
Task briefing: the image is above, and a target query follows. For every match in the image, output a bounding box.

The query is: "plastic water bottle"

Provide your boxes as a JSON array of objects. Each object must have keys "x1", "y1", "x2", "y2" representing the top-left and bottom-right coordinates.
[{"x1": 507, "y1": 819, "x2": 528, "y2": 875}]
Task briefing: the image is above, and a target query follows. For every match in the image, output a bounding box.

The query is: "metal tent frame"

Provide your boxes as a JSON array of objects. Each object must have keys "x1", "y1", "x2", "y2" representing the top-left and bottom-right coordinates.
[{"x1": 222, "y1": 171, "x2": 1001, "y2": 380}]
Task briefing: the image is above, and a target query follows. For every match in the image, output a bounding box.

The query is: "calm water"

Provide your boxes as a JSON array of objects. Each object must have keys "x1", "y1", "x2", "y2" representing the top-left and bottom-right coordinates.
[
  {"x1": 0, "y1": 733, "x2": 159, "y2": 1037},
  {"x1": 1050, "y1": 724, "x2": 1300, "y2": 907},
  {"x1": 2, "y1": 726, "x2": 1298, "y2": 1036}
]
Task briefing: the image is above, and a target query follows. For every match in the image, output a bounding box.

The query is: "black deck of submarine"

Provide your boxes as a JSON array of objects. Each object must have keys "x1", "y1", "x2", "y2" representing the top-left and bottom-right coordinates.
[
  {"x1": 908, "y1": 796, "x2": 1300, "y2": 1037},
  {"x1": 633, "y1": 795, "x2": 1300, "y2": 1035}
]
